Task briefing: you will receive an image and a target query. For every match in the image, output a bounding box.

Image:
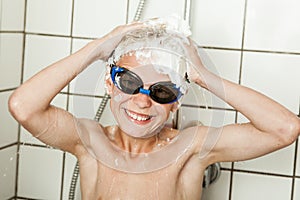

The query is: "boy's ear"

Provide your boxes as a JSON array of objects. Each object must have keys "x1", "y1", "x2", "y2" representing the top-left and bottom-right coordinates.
[
  {"x1": 105, "y1": 78, "x2": 113, "y2": 95},
  {"x1": 171, "y1": 102, "x2": 179, "y2": 112}
]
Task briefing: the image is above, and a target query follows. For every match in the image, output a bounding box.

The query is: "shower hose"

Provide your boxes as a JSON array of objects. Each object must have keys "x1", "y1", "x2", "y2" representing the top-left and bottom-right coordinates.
[{"x1": 68, "y1": 0, "x2": 220, "y2": 198}]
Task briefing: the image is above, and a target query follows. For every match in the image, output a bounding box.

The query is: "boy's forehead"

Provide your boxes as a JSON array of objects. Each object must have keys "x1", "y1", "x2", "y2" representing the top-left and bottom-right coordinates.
[{"x1": 116, "y1": 55, "x2": 171, "y2": 83}]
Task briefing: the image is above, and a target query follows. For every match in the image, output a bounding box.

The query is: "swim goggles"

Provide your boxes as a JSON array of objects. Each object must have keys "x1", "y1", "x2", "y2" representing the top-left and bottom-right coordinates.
[{"x1": 110, "y1": 64, "x2": 183, "y2": 104}]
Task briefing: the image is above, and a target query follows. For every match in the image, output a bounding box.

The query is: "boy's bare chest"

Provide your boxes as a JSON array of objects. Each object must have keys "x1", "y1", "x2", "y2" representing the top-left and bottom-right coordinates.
[{"x1": 81, "y1": 159, "x2": 205, "y2": 200}]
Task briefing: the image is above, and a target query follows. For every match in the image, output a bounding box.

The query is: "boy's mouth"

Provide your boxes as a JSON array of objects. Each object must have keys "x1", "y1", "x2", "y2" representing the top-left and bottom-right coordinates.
[{"x1": 124, "y1": 109, "x2": 152, "y2": 123}]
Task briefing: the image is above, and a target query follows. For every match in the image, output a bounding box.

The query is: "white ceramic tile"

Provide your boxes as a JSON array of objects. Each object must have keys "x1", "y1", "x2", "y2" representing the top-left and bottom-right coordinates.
[
  {"x1": 234, "y1": 113, "x2": 296, "y2": 175},
  {"x1": 128, "y1": 0, "x2": 186, "y2": 22},
  {"x1": 0, "y1": 145, "x2": 17, "y2": 200},
  {"x1": 242, "y1": 52, "x2": 300, "y2": 113},
  {"x1": 221, "y1": 162, "x2": 232, "y2": 169},
  {"x1": 294, "y1": 178, "x2": 300, "y2": 200},
  {"x1": 0, "y1": 0, "x2": 25, "y2": 31},
  {"x1": 62, "y1": 153, "x2": 79, "y2": 200},
  {"x1": 184, "y1": 48, "x2": 241, "y2": 109},
  {"x1": 0, "y1": 33, "x2": 23, "y2": 90},
  {"x1": 69, "y1": 39, "x2": 107, "y2": 96},
  {"x1": 179, "y1": 107, "x2": 236, "y2": 129},
  {"x1": 232, "y1": 172, "x2": 292, "y2": 200},
  {"x1": 69, "y1": 60, "x2": 107, "y2": 96},
  {"x1": 191, "y1": 0, "x2": 245, "y2": 48},
  {"x1": 234, "y1": 144, "x2": 295, "y2": 175},
  {"x1": 245, "y1": 0, "x2": 300, "y2": 52},
  {"x1": 0, "y1": 91, "x2": 19, "y2": 147},
  {"x1": 20, "y1": 94, "x2": 68, "y2": 145},
  {"x1": 71, "y1": 38, "x2": 93, "y2": 53},
  {"x1": 18, "y1": 146, "x2": 63, "y2": 199},
  {"x1": 68, "y1": 94, "x2": 115, "y2": 127},
  {"x1": 201, "y1": 49, "x2": 241, "y2": 84},
  {"x1": 26, "y1": 0, "x2": 72, "y2": 35},
  {"x1": 98, "y1": 99, "x2": 116, "y2": 127},
  {"x1": 201, "y1": 171, "x2": 230, "y2": 200},
  {"x1": 68, "y1": 95, "x2": 102, "y2": 119},
  {"x1": 23, "y1": 34, "x2": 71, "y2": 92},
  {"x1": 72, "y1": 0, "x2": 127, "y2": 38}
]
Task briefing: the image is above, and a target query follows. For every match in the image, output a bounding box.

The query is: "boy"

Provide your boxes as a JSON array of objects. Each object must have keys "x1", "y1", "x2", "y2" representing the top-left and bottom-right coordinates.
[{"x1": 9, "y1": 18, "x2": 300, "y2": 200}]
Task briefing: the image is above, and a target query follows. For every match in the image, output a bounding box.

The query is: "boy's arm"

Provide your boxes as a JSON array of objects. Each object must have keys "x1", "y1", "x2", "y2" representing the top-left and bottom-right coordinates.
[
  {"x1": 8, "y1": 23, "x2": 144, "y2": 155},
  {"x1": 187, "y1": 41, "x2": 300, "y2": 163}
]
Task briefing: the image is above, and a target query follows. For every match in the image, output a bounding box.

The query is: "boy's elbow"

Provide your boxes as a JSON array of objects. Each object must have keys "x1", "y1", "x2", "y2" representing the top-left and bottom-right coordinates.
[
  {"x1": 279, "y1": 116, "x2": 300, "y2": 146},
  {"x1": 8, "y1": 93, "x2": 31, "y2": 123}
]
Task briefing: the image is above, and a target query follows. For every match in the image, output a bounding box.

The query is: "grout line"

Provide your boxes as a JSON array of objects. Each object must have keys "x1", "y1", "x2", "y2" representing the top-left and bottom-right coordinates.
[
  {"x1": 23, "y1": 31, "x2": 95, "y2": 40},
  {"x1": 125, "y1": 0, "x2": 130, "y2": 23},
  {"x1": 238, "y1": 0, "x2": 248, "y2": 85},
  {"x1": 291, "y1": 139, "x2": 299, "y2": 200},
  {"x1": 60, "y1": 152, "x2": 66, "y2": 200},
  {"x1": 14, "y1": 0, "x2": 28, "y2": 197},
  {"x1": 60, "y1": 1, "x2": 75, "y2": 199},
  {"x1": 0, "y1": 30, "x2": 23, "y2": 33},
  {"x1": 15, "y1": 196, "x2": 45, "y2": 200},
  {"x1": 69, "y1": 0, "x2": 75, "y2": 38},
  {"x1": 228, "y1": 162, "x2": 234, "y2": 200},
  {"x1": 4, "y1": 30, "x2": 300, "y2": 56},
  {"x1": 0, "y1": 87, "x2": 17, "y2": 92},
  {"x1": 229, "y1": 1, "x2": 248, "y2": 199},
  {"x1": 0, "y1": 142, "x2": 18, "y2": 151},
  {"x1": 199, "y1": 45, "x2": 300, "y2": 56},
  {"x1": 231, "y1": 168, "x2": 296, "y2": 179},
  {"x1": 184, "y1": 0, "x2": 192, "y2": 24}
]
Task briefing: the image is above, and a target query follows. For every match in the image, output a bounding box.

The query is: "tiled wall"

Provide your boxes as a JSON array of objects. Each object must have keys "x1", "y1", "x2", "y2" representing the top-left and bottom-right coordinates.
[{"x1": 0, "y1": 0, "x2": 299, "y2": 200}]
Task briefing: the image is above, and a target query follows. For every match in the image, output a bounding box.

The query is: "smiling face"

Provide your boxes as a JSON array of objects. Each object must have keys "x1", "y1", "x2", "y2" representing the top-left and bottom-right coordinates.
[{"x1": 106, "y1": 54, "x2": 178, "y2": 138}]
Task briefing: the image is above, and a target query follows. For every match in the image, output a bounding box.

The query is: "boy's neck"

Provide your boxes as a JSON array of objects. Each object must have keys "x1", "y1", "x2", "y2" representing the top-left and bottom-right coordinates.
[{"x1": 107, "y1": 126, "x2": 178, "y2": 153}]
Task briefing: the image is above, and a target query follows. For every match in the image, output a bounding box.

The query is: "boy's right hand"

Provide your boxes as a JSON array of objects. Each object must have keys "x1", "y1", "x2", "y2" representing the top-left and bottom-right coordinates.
[{"x1": 87, "y1": 21, "x2": 146, "y2": 62}]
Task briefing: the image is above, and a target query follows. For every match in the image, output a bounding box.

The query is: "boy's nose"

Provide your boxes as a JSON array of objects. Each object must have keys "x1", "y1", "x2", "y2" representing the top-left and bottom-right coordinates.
[{"x1": 132, "y1": 93, "x2": 152, "y2": 108}]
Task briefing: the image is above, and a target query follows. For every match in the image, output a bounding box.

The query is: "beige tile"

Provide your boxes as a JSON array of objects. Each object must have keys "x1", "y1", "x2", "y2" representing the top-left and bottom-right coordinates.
[
  {"x1": 232, "y1": 172, "x2": 292, "y2": 200},
  {"x1": 242, "y1": 52, "x2": 300, "y2": 113},
  {"x1": 72, "y1": 0, "x2": 127, "y2": 38},
  {"x1": 23, "y1": 34, "x2": 71, "y2": 92},
  {"x1": 0, "y1": 145, "x2": 17, "y2": 199},
  {"x1": 26, "y1": 0, "x2": 72, "y2": 35},
  {"x1": 0, "y1": 0, "x2": 25, "y2": 31},
  {"x1": 18, "y1": 146, "x2": 63, "y2": 199},
  {"x1": 245, "y1": 0, "x2": 300, "y2": 52},
  {"x1": 128, "y1": 0, "x2": 186, "y2": 22},
  {"x1": 0, "y1": 33, "x2": 23, "y2": 90},
  {"x1": 0, "y1": 91, "x2": 19, "y2": 147},
  {"x1": 202, "y1": 170, "x2": 230, "y2": 200},
  {"x1": 191, "y1": 0, "x2": 245, "y2": 48}
]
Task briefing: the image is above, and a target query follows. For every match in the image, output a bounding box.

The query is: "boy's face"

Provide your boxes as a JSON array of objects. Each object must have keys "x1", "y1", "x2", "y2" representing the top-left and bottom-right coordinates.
[{"x1": 106, "y1": 55, "x2": 178, "y2": 138}]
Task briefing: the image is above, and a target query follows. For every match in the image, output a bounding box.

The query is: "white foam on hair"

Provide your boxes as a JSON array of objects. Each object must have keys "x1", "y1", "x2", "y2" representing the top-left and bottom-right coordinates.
[{"x1": 107, "y1": 15, "x2": 192, "y2": 98}]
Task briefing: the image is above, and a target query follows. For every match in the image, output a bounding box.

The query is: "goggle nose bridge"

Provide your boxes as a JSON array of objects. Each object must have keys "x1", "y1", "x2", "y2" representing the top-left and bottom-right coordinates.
[{"x1": 139, "y1": 88, "x2": 151, "y2": 95}]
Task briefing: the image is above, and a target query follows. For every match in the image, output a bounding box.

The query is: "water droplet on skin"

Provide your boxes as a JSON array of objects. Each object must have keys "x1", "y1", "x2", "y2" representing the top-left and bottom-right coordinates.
[
  {"x1": 108, "y1": 131, "x2": 115, "y2": 140},
  {"x1": 114, "y1": 159, "x2": 119, "y2": 166},
  {"x1": 114, "y1": 93, "x2": 123, "y2": 102}
]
